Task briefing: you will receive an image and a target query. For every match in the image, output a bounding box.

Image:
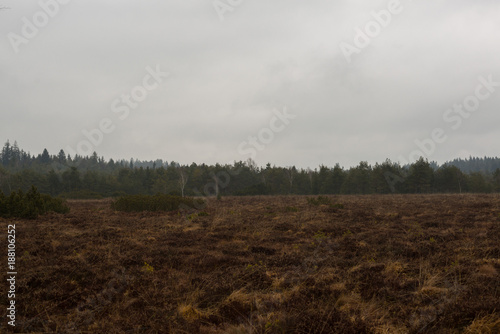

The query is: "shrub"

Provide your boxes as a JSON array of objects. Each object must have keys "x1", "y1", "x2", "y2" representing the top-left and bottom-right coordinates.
[
  {"x1": 111, "y1": 194, "x2": 205, "y2": 212},
  {"x1": 0, "y1": 186, "x2": 70, "y2": 219},
  {"x1": 307, "y1": 196, "x2": 331, "y2": 206},
  {"x1": 42, "y1": 194, "x2": 71, "y2": 214}
]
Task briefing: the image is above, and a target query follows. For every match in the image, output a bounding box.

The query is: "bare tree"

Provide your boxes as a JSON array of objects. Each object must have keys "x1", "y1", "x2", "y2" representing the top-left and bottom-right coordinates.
[
  {"x1": 178, "y1": 168, "x2": 188, "y2": 197},
  {"x1": 212, "y1": 174, "x2": 219, "y2": 197},
  {"x1": 245, "y1": 158, "x2": 258, "y2": 172},
  {"x1": 306, "y1": 168, "x2": 314, "y2": 192},
  {"x1": 286, "y1": 166, "x2": 296, "y2": 194}
]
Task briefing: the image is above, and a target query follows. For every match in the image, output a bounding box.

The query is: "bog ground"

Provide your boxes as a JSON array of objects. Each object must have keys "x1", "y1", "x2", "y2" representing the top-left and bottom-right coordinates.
[{"x1": 1, "y1": 195, "x2": 500, "y2": 333}]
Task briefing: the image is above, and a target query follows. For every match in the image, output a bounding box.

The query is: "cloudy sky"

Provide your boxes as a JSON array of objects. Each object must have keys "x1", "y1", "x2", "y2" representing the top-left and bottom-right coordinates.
[{"x1": 1, "y1": 0, "x2": 499, "y2": 169}]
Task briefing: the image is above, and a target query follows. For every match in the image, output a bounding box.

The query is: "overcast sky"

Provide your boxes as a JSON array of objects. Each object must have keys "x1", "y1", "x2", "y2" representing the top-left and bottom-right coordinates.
[{"x1": 1, "y1": 0, "x2": 499, "y2": 169}]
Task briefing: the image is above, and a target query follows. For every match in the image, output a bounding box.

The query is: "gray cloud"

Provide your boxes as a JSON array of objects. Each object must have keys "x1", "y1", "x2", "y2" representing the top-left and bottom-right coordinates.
[{"x1": 1, "y1": 0, "x2": 499, "y2": 169}]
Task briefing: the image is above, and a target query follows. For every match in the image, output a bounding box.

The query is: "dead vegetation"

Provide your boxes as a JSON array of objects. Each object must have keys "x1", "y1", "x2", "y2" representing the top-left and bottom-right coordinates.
[{"x1": 1, "y1": 194, "x2": 499, "y2": 333}]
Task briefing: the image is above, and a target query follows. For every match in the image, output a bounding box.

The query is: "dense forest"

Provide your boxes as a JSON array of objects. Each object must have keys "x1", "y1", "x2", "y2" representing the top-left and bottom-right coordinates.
[{"x1": 0, "y1": 140, "x2": 499, "y2": 198}]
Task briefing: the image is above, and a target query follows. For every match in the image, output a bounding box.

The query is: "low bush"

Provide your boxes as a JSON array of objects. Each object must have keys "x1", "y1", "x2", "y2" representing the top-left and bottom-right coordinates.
[
  {"x1": 307, "y1": 196, "x2": 331, "y2": 206},
  {"x1": 111, "y1": 194, "x2": 205, "y2": 212},
  {"x1": 0, "y1": 186, "x2": 70, "y2": 219}
]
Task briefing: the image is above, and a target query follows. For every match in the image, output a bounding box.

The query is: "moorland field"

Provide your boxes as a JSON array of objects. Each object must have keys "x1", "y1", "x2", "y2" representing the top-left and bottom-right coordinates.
[{"x1": 1, "y1": 194, "x2": 500, "y2": 333}]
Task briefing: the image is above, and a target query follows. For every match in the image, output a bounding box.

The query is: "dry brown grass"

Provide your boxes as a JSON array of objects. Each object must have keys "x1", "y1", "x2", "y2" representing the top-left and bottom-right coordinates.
[
  {"x1": 463, "y1": 313, "x2": 500, "y2": 333},
  {"x1": 1, "y1": 194, "x2": 499, "y2": 333}
]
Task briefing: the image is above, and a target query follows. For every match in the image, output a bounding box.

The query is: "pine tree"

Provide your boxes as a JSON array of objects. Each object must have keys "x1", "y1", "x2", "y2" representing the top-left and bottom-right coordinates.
[
  {"x1": 57, "y1": 149, "x2": 67, "y2": 164},
  {"x1": 40, "y1": 149, "x2": 51, "y2": 164},
  {"x1": 1, "y1": 140, "x2": 11, "y2": 166},
  {"x1": 10, "y1": 141, "x2": 20, "y2": 168}
]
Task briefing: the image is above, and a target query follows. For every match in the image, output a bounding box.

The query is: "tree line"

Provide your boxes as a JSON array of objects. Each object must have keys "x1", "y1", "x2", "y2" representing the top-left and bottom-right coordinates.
[{"x1": 1, "y1": 141, "x2": 499, "y2": 197}]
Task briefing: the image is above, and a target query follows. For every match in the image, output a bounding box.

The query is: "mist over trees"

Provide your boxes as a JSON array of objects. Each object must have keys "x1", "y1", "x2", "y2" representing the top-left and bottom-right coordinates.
[{"x1": 0, "y1": 140, "x2": 499, "y2": 198}]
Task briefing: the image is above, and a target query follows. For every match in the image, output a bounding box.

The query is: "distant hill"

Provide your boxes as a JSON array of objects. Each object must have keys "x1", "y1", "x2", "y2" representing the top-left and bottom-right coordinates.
[{"x1": 444, "y1": 156, "x2": 500, "y2": 174}]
